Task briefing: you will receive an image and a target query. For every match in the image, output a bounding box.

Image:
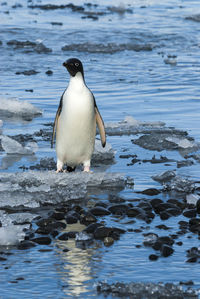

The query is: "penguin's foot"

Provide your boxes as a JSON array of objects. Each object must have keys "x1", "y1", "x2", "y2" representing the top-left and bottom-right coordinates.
[
  {"x1": 56, "y1": 168, "x2": 63, "y2": 173},
  {"x1": 83, "y1": 166, "x2": 92, "y2": 173}
]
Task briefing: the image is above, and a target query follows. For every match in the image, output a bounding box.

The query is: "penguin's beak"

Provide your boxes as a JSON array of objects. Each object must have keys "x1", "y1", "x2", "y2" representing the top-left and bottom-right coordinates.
[{"x1": 63, "y1": 61, "x2": 68, "y2": 68}]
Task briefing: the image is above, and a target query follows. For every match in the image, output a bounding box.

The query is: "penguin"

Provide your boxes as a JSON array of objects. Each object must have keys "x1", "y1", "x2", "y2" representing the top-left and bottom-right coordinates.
[{"x1": 51, "y1": 58, "x2": 106, "y2": 173}]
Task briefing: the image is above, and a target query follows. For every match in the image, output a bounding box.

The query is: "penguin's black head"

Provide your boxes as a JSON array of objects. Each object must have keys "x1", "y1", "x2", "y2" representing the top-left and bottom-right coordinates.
[{"x1": 63, "y1": 58, "x2": 84, "y2": 78}]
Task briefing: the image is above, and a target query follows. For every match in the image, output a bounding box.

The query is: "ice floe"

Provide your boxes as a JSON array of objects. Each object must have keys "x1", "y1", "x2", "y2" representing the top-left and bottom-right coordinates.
[
  {"x1": 0, "y1": 97, "x2": 42, "y2": 120},
  {"x1": 152, "y1": 170, "x2": 196, "y2": 194},
  {"x1": 0, "y1": 171, "x2": 131, "y2": 209},
  {"x1": 0, "y1": 135, "x2": 37, "y2": 155}
]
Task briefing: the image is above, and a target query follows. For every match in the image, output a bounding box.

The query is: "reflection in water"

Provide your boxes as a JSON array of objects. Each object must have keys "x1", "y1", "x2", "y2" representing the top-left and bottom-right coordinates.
[{"x1": 54, "y1": 222, "x2": 102, "y2": 298}]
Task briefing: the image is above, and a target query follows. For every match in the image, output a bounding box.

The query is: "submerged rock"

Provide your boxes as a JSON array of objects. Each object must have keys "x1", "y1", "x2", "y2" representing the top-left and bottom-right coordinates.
[{"x1": 97, "y1": 281, "x2": 199, "y2": 298}]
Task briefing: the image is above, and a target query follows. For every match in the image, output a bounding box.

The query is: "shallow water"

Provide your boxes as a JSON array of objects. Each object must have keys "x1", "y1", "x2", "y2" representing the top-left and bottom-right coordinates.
[{"x1": 0, "y1": 0, "x2": 200, "y2": 298}]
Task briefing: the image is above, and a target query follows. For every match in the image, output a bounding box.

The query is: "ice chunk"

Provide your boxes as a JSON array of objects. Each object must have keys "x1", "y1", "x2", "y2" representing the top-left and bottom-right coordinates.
[
  {"x1": 152, "y1": 170, "x2": 176, "y2": 183},
  {"x1": 0, "y1": 171, "x2": 130, "y2": 209},
  {"x1": 165, "y1": 137, "x2": 197, "y2": 149},
  {"x1": 186, "y1": 194, "x2": 200, "y2": 205},
  {"x1": 0, "y1": 135, "x2": 36, "y2": 155},
  {"x1": 132, "y1": 131, "x2": 199, "y2": 152},
  {"x1": 153, "y1": 171, "x2": 195, "y2": 193},
  {"x1": 0, "y1": 120, "x2": 3, "y2": 127},
  {"x1": 105, "y1": 116, "x2": 165, "y2": 136},
  {"x1": 92, "y1": 140, "x2": 115, "y2": 164},
  {"x1": 0, "y1": 97, "x2": 42, "y2": 120}
]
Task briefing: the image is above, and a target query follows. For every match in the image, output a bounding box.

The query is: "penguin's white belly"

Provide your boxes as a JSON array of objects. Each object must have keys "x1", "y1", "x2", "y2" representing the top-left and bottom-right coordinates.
[{"x1": 56, "y1": 90, "x2": 96, "y2": 166}]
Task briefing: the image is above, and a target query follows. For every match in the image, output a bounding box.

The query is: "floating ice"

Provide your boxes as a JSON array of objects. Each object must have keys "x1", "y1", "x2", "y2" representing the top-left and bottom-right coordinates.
[
  {"x1": 153, "y1": 171, "x2": 195, "y2": 194},
  {"x1": 105, "y1": 116, "x2": 165, "y2": 136},
  {"x1": 92, "y1": 140, "x2": 115, "y2": 164},
  {"x1": 186, "y1": 194, "x2": 200, "y2": 205},
  {"x1": 0, "y1": 171, "x2": 130, "y2": 209},
  {"x1": 165, "y1": 137, "x2": 197, "y2": 149},
  {"x1": 0, "y1": 97, "x2": 42, "y2": 120},
  {"x1": 0, "y1": 135, "x2": 36, "y2": 155},
  {"x1": 0, "y1": 225, "x2": 27, "y2": 246}
]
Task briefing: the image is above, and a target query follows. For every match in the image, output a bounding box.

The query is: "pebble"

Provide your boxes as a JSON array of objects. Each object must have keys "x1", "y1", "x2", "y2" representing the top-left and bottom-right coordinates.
[
  {"x1": 58, "y1": 233, "x2": 68, "y2": 241},
  {"x1": 108, "y1": 204, "x2": 129, "y2": 215},
  {"x1": 149, "y1": 254, "x2": 159, "y2": 261},
  {"x1": 183, "y1": 209, "x2": 197, "y2": 218},
  {"x1": 80, "y1": 212, "x2": 97, "y2": 225},
  {"x1": 161, "y1": 244, "x2": 174, "y2": 257},
  {"x1": 103, "y1": 237, "x2": 114, "y2": 247},
  {"x1": 139, "y1": 188, "x2": 161, "y2": 196}
]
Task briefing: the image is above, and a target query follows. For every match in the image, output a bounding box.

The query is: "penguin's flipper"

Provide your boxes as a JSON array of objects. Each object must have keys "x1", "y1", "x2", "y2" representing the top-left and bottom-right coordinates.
[
  {"x1": 51, "y1": 96, "x2": 63, "y2": 148},
  {"x1": 95, "y1": 106, "x2": 106, "y2": 148}
]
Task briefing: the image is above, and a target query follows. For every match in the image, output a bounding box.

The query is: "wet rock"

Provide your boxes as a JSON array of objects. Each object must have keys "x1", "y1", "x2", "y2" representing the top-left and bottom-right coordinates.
[
  {"x1": 18, "y1": 240, "x2": 36, "y2": 250},
  {"x1": 150, "y1": 198, "x2": 163, "y2": 209},
  {"x1": 186, "y1": 247, "x2": 200, "y2": 263},
  {"x1": 66, "y1": 215, "x2": 78, "y2": 224},
  {"x1": 84, "y1": 223, "x2": 102, "y2": 234},
  {"x1": 31, "y1": 237, "x2": 51, "y2": 245},
  {"x1": 58, "y1": 233, "x2": 68, "y2": 241},
  {"x1": 188, "y1": 218, "x2": 200, "y2": 233},
  {"x1": 197, "y1": 199, "x2": 200, "y2": 213},
  {"x1": 16, "y1": 70, "x2": 39, "y2": 76},
  {"x1": 155, "y1": 224, "x2": 170, "y2": 230},
  {"x1": 161, "y1": 244, "x2": 174, "y2": 257},
  {"x1": 62, "y1": 42, "x2": 154, "y2": 54},
  {"x1": 185, "y1": 14, "x2": 200, "y2": 22},
  {"x1": 80, "y1": 212, "x2": 97, "y2": 226},
  {"x1": 108, "y1": 204, "x2": 130, "y2": 215},
  {"x1": 177, "y1": 160, "x2": 194, "y2": 168},
  {"x1": 45, "y1": 70, "x2": 53, "y2": 76},
  {"x1": 183, "y1": 209, "x2": 197, "y2": 218},
  {"x1": 36, "y1": 218, "x2": 66, "y2": 231},
  {"x1": 94, "y1": 226, "x2": 113, "y2": 239},
  {"x1": 127, "y1": 207, "x2": 144, "y2": 217},
  {"x1": 7, "y1": 40, "x2": 52, "y2": 53},
  {"x1": 28, "y1": 3, "x2": 84, "y2": 12},
  {"x1": 89, "y1": 207, "x2": 111, "y2": 216},
  {"x1": 143, "y1": 233, "x2": 158, "y2": 246},
  {"x1": 34, "y1": 43, "x2": 52, "y2": 53},
  {"x1": 149, "y1": 254, "x2": 159, "y2": 261},
  {"x1": 97, "y1": 281, "x2": 199, "y2": 298},
  {"x1": 51, "y1": 211, "x2": 65, "y2": 221},
  {"x1": 159, "y1": 211, "x2": 171, "y2": 220},
  {"x1": 103, "y1": 237, "x2": 114, "y2": 247},
  {"x1": 51, "y1": 22, "x2": 63, "y2": 26},
  {"x1": 139, "y1": 188, "x2": 161, "y2": 196}
]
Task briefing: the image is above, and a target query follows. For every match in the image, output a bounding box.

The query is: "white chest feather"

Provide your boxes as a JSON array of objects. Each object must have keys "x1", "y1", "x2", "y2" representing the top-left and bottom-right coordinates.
[{"x1": 56, "y1": 73, "x2": 96, "y2": 166}]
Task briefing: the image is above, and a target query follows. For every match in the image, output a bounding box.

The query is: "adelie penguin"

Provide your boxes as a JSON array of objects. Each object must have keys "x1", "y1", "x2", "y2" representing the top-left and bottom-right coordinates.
[{"x1": 51, "y1": 58, "x2": 106, "y2": 173}]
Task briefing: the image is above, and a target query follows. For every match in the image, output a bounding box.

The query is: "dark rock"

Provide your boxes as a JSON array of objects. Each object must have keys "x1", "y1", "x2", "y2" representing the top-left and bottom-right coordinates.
[
  {"x1": 67, "y1": 231, "x2": 77, "y2": 238},
  {"x1": 183, "y1": 209, "x2": 197, "y2": 218},
  {"x1": 36, "y1": 218, "x2": 66, "y2": 231},
  {"x1": 46, "y1": 70, "x2": 53, "y2": 76},
  {"x1": 158, "y1": 236, "x2": 174, "y2": 246},
  {"x1": 137, "y1": 201, "x2": 152, "y2": 212},
  {"x1": 186, "y1": 257, "x2": 197, "y2": 263},
  {"x1": 58, "y1": 233, "x2": 68, "y2": 241},
  {"x1": 95, "y1": 201, "x2": 108, "y2": 208},
  {"x1": 31, "y1": 237, "x2": 51, "y2": 245},
  {"x1": 50, "y1": 230, "x2": 59, "y2": 238},
  {"x1": 127, "y1": 207, "x2": 144, "y2": 217},
  {"x1": 155, "y1": 224, "x2": 170, "y2": 230},
  {"x1": 149, "y1": 254, "x2": 159, "y2": 261},
  {"x1": 94, "y1": 226, "x2": 113, "y2": 239},
  {"x1": 35, "y1": 43, "x2": 52, "y2": 53},
  {"x1": 167, "y1": 198, "x2": 186, "y2": 210},
  {"x1": 161, "y1": 244, "x2": 174, "y2": 257},
  {"x1": 176, "y1": 241, "x2": 183, "y2": 246},
  {"x1": 51, "y1": 211, "x2": 65, "y2": 221},
  {"x1": 18, "y1": 240, "x2": 36, "y2": 250},
  {"x1": 166, "y1": 207, "x2": 182, "y2": 216},
  {"x1": 108, "y1": 204, "x2": 129, "y2": 215},
  {"x1": 66, "y1": 215, "x2": 78, "y2": 224},
  {"x1": 139, "y1": 188, "x2": 161, "y2": 196},
  {"x1": 80, "y1": 212, "x2": 97, "y2": 225},
  {"x1": 143, "y1": 233, "x2": 158, "y2": 246},
  {"x1": 25, "y1": 89, "x2": 33, "y2": 92},
  {"x1": 89, "y1": 206, "x2": 111, "y2": 216},
  {"x1": 160, "y1": 211, "x2": 171, "y2": 220},
  {"x1": 196, "y1": 199, "x2": 200, "y2": 213},
  {"x1": 150, "y1": 198, "x2": 163, "y2": 209},
  {"x1": 0, "y1": 256, "x2": 7, "y2": 261},
  {"x1": 103, "y1": 237, "x2": 114, "y2": 247},
  {"x1": 84, "y1": 223, "x2": 102, "y2": 234},
  {"x1": 16, "y1": 70, "x2": 39, "y2": 76},
  {"x1": 51, "y1": 22, "x2": 63, "y2": 26},
  {"x1": 108, "y1": 195, "x2": 125, "y2": 203},
  {"x1": 188, "y1": 218, "x2": 200, "y2": 233}
]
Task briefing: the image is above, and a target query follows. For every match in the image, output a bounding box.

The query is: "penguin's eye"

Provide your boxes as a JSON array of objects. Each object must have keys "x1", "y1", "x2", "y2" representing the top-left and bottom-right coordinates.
[{"x1": 75, "y1": 62, "x2": 79, "y2": 67}]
